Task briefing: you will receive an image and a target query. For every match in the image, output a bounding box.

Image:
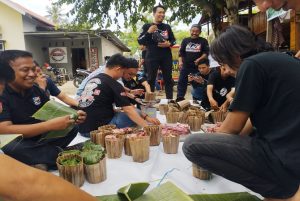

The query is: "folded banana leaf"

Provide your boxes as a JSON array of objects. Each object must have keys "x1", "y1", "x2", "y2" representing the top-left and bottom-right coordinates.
[
  {"x1": 117, "y1": 182, "x2": 150, "y2": 201},
  {"x1": 0, "y1": 134, "x2": 22, "y2": 148},
  {"x1": 32, "y1": 100, "x2": 78, "y2": 140}
]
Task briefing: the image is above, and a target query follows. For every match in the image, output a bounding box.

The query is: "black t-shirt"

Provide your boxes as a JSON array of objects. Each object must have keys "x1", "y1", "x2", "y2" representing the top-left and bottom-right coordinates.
[
  {"x1": 179, "y1": 37, "x2": 209, "y2": 68},
  {"x1": 78, "y1": 73, "x2": 131, "y2": 133},
  {"x1": 201, "y1": 70, "x2": 235, "y2": 110},
  {"x1": 0, "y1": 84, "x2": 49, "y2": 124},
  {"x1": 138, "y1": 23, "x2": 176, "y2": 59},
  {"x1": 122, "y1": 72, "x2": 147, "y2": 91},
  {"x1": 229, "y1": 52, "x2": 300, "y2": 178}
]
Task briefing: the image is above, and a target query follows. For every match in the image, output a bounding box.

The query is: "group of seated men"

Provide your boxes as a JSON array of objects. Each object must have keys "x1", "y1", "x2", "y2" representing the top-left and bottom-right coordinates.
[{"x1": 0, "y1": 50, "x2": 159, "y2": 170}]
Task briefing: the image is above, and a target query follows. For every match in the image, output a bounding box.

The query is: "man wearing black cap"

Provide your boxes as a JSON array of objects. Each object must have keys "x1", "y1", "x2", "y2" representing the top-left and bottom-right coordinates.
[{"x1": 176, "y1": 24, "x2": 209, "y2": 102}]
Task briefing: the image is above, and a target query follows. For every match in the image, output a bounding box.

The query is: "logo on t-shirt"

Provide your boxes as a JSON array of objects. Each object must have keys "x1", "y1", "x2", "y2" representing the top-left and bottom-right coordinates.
[
  {"x1": 0, "y1": 102, "x2": 2, "y2": 113},
  {"x1": 32, "y1": 96, "x2": 41, "y2": 106},
  {"x1": 186, "y1": 42, "x2": 201, "y2": 53},
  {"x1": 219, "y1": 88, "x2": 228, "y2": 97},
  {"x1": 160, "y1": 30, "x2": 169, "y2": 40},
  {"x1": 79, "y1": 78, "x2": 101, "y2": 108}
]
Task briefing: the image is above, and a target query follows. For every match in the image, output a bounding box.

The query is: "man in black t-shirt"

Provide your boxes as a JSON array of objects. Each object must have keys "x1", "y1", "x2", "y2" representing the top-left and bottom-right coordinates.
[
  {"x1": 0, "y1": 50, "x2": 86, "y2": 169},
  {"x1": 176, "y1": 24, "x2": 209, "y2": 101},
  {"x1": 201, "y1": 66, "x2": 235, "y2": 111},
  {"x1": 78, "y1": 54, "x2": 160, "y2": 137},
  {"x1": 188, "y1": 59, "x2": 213, "y2": 101},
  {"x1": 138, "y1": 4, "x2": 176, "y2": 99},
  {"x1": 183, "y1": 25, "x2": 300, "y2": 200}
]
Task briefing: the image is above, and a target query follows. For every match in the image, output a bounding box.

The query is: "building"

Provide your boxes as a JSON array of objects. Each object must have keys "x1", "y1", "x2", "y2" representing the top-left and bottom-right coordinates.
[{"x1": 0, "y1": 0, "x2": 130, "y2": 77}]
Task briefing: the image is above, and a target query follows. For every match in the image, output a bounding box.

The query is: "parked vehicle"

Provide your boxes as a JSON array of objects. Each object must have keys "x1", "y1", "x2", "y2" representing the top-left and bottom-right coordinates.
[
  {"x1": 46, "y1": 66, "x2": 66, "y2": 86},
  {"x1": 73, "y1": 68, "x2": 91, "y2": 88}
]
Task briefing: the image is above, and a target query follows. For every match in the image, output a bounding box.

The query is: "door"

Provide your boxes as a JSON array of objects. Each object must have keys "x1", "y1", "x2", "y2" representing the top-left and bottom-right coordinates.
[{"x1": 72, "y1": 48, "x2": 86, "y2": 74}]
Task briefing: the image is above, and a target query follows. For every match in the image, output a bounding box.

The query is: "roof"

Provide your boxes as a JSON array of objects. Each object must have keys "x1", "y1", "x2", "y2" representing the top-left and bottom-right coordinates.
[
  {"x1": 0, "y1": 0, "x2": 55, "y2": 27},
  {"x1": 24, "y1": 30, "x2": 131, "y2": 52},
  {"x1": 96, "y1": 30, "x2": 131, "y2": 52}
]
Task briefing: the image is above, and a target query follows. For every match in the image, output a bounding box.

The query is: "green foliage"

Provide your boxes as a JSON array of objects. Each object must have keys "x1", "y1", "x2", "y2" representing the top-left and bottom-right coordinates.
[
  {"x1": 59, "y1": 157, "x2": 81, "y2": 166},
  {"x1": 81, "y1": 141, "x2": 105, "y2": 165}
]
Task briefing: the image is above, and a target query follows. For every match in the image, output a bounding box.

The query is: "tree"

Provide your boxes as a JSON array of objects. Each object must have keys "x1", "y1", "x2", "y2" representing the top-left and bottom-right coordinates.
[
  {"x1": 45, "y1": 3, "x2": 67, "y2": 27},
  {"x1": 56, "y1": 0, "x2": 244, "y2": 37}
]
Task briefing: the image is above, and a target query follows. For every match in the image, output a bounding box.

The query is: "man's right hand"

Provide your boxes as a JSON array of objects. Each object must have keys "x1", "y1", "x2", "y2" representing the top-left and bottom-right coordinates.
[
  {"x1": 147, "y1": 25, "x2": 158, "y2": 33},
  {"x1": 47, "y1": 116, "x2": 74, "y2": 130},
  {"x1": 209, "y1": 99, "x2": 219, "y2": 110}
]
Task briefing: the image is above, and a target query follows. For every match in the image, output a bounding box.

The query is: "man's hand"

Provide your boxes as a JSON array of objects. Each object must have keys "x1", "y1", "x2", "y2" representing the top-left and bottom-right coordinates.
[
  {"x1": 146, "y1": 116, "x2": 161, "y2": 125},
  {"x1": 131, "y1": 89, "x2": 144, "y2": 96},
  {"x1": 75, "y1": 110, "x2": 86, "y2": 124},
  {"x1": 35, "y1": 74, "x2": 47, "y2": 90},
  {"x1": 147, "y1": 25, "x2": 158, "y2": 33},
  {"x1": 209, "y1": 98, "x2": 219, "y2": 110},
  {"x1": 193, "y1": 76, "x2": 204, "y2": 84},
  {"x1": 188, "y1": 74, "x2": 193, "y2": 82},
  {"x1": 219, "y1": 102, "x2": 228, "y2": 112},
  {"x1": 47, "y1": 116, "x2": 75, "y2": 130},
  {"x1": 194, "y1": 58, "x2": 202, "y2": 65},
  {"x1": 157, "y1": 41, "x2": 171, "y2": 48}
]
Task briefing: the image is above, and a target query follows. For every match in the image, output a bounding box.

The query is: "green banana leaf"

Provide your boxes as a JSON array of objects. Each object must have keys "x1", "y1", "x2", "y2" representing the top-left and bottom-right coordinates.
[
  {"x1": 0, "y1": 134, "x2": 22, "y2": 148},
  {"x1": 96, "y1": 182, "x2": 262, "y2": 201},
  {"x1": 135, "y1": 182, "x2": 193, "y2": 201},
  {"x1": 117, "y1": 182, "x2": 150, "y2": 201},
  {"x1": 190, "y1": 192, "x2": 261, "y2": 201},
  {"x1": 32, "y1": 100, "x2": 78, "y2": 140}
]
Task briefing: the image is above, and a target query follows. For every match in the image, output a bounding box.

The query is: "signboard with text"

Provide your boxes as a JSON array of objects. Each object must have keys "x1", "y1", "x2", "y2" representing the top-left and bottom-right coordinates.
[{"x1": 49, "y1": 47, "x2": 68, "y2": 63}]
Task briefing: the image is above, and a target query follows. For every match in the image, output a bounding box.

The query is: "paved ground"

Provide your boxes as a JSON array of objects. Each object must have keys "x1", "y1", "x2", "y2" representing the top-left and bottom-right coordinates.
[{"x1": 58, "y1": 80, "x2": 194, "y2": 100}]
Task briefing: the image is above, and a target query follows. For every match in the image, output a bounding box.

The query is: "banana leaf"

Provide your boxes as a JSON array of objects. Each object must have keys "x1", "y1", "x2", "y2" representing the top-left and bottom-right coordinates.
[
  {"x1": 117, "y1": 182, "x2": 150, "y2": 201},
  {"x1": 32, "y1": 100, "x2": 78, "y2": 140},
  {"x1": 0, "y1": 134, "x2": 22, "y2": 148},
  {"x1": 190, "y1": 192, "x2": 261, "y2": 201},
  {"x1": 96, "y1": 182, "x2": 262, "y2": 201},
  {"x1": 135, "y1": 182, "x2": 193, "y2": 201}
]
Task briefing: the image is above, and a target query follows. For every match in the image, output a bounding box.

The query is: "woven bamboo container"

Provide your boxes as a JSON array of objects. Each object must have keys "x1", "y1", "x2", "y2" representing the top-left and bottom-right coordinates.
[
  {"x1": 84, "y1": 157, "x2": 107, "y2": 184},
  {"x1": 162, "y1": 134, "x2": 180, "y2": 154},
  {"x1": 143, "y1": 125, "x2": 161, "y2": 146},
  {"x1": 129, "y1": 135, "x2": 150, "y2": 163},
  {"x1": 105, "y1": 135, "x2": 124, "y2": 159},
  {"x1": 192, "y1": 163, "x2": 212, "y2": 180}
]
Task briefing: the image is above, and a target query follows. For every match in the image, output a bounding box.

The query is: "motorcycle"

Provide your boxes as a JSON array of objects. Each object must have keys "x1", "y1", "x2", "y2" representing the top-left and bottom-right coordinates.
[
  {"x1": 46, "y1": 66, "x2": 66, "y2": 86},
  {"x1": 73, "y1": 68, "x2": 91, "y2": 88}
]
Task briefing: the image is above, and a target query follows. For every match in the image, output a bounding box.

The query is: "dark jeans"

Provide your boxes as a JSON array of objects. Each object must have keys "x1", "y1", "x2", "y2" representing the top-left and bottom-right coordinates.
[
  {"x1": 182, "y1": 133, "x2": 299, "y2": 199},
  {"x1": 146, "y1": 55, "x2": 174, "y2": 99},
  {"x1": 2, "y1": 126, "x2": 78, "y2": 170},
  {"x1": 177, "y1": 66, "x2": 199, "y2": 99}
]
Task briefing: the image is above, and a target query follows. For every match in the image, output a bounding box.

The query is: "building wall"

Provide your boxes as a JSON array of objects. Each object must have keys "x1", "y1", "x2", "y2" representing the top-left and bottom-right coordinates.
[
  {"x1": 101, "y1": 36, "x2": 122, "y2": 61},
  {"x1": 0, "y1": 2, "x2": 25, "y2": 49},
  {"x1": 25, "y1": 37, "x2": 103, "y2": 77}
]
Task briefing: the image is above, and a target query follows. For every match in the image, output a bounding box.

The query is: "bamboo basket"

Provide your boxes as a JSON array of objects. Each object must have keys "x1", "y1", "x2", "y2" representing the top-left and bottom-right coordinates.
[
  {"x1": 188, "y1": 115, "x2": 205, "y2": 132},
  {"x1": 166, "y1": 111, "x2": 181, "y2": 123},
  {"x1": 159, "y1": 104, "x2": 169, "y2": 115},
  {"x1": 90, "y1": 130, "x2": 110, "y2": 148},
  {"x1": 129, "y1": 135, "x2": 150, "y2": 163},
  {"x1": 98, "y1": 124, "x2": 116, "y2": 131},
  {"x1": 162, "y1": 134, "x2": 180, "y2": 154},
  {"x1": 176, "y1": 100, "x2": 191, "y2": 110},
  {"x1": 192, "y1": 164, "x2": 212, "y2": 180},
  {"x1": 124, "y1": 134, "x2": 133, "y2": 156},
  {"x1": 84, "y1": 157, "x2": 107, "y2": 184},
  {"x1": 143, "y1": 125, "x2": 161, "y2": 146},
  {"x1": 211, "y1": 111, "x2": 228, "y2": 123},
  {"x1": 105, "y1": 135, "x2": 124, "y2": 159},
  {"x1": 145, "y1": 92, "x2": 156, "y2": 102},
  {"x1": 56, "y1": 154, "x2": 84, "y2": 187}
]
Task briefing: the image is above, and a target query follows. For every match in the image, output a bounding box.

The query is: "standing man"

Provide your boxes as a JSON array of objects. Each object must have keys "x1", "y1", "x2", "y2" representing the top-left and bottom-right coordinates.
[
  {"x1": 138, "y1": 4, "x2": 176, "y2": 99},
  {"x1": 176, "y1": 24, "x2": 209, "y2": 102}
]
